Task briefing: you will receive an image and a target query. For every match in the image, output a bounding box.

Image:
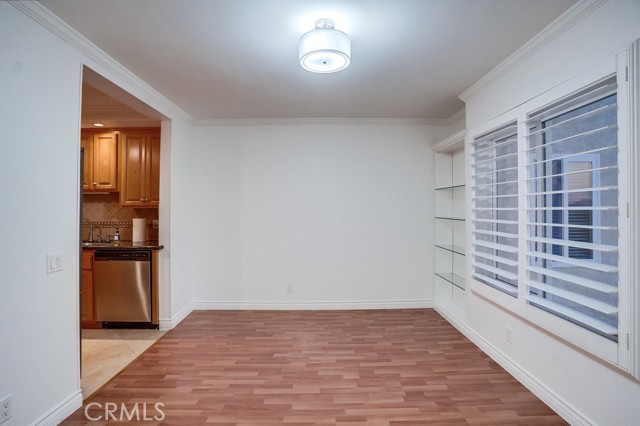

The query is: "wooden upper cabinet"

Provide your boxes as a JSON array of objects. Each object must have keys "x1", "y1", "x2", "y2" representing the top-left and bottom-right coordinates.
[
  {"x1": 147, "y1": 134, "x2": 161, "y2": 208},
  {"x1": 92, "y1": 133, "x2": 118, "y2": 191},
  {"x1": 82, "y1": 131, "x2": 118, "y2": 192},
  {"x1": 120, "y1": 132, "x2": 145, "y2": 205},
  {"x1": 120, "y1": 130, "x2": 161, "y2": 208},
  {"x1": 80, "y1": 134, "x2": 93, "y2": 192}
]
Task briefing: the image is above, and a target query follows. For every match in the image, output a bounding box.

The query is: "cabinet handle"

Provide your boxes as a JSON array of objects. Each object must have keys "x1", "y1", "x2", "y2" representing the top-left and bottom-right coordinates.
[
  {"x1": 93, "y1": 182, "x2": 97, "y2": 186},
  {"x1": 140, "y1": 198, "x2": 144, "y2": 202}
]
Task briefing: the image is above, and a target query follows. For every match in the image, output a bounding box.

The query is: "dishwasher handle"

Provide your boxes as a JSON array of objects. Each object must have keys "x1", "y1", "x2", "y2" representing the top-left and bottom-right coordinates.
[{"x1": 94, "y1": 250, "x2": 151, "y2": 261}]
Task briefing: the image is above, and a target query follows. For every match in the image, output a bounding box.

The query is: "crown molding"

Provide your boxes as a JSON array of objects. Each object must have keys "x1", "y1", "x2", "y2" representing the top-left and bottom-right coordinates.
[
  {"x1": 432, "y1": 130, "x2": 467, "y2": 153},
  {"x1": 423, "y1": 108, "x2": 466, "y2": 125},
  {"x1": 10, "y1": 1, "x2": 192, "y2": 123},
  {"x1": 444, "y1": 108, "x2": 466, "y2": 124},
  {"x1": 194, "y1": 117, "x2": 438, "y2": 127},
  {"x1": 193, "y1": 110, "x2": 466, "y2": 127},
  {"x1": 459, "y1": 0, "x2": 609, "y2": 102}
]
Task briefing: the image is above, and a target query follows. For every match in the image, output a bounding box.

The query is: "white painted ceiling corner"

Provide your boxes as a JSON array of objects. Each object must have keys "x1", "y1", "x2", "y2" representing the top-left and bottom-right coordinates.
[{"x1": 32, "y1": 0, "x2": 577, "y2": 121}]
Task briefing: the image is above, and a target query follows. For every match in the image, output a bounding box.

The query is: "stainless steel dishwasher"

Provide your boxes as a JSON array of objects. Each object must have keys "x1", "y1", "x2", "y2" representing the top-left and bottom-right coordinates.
[{"x1": 94, "y1": 250, "x2": 152, "y2": 325}]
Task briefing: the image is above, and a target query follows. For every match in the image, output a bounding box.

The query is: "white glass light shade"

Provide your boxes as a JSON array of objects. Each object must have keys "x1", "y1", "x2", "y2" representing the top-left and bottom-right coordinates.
[{"x1": 299, "y1": 19, "x2": 350, "y2": 73}]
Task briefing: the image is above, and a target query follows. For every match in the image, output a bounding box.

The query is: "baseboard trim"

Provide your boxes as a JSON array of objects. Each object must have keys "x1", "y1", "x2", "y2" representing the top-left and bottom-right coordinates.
[
  {"x1": 31, "y1": 390, "x2": 82, "y2": 426},
  {"x1": 191, "y1": 299, "x2": 433, "y2": 311},
  {"x1": 158, "y1": 318, "x2": 173, "y2": 331},
  {"x1": 163, "y1": 302, "x2": 195, "y2": 329},
  {"x1": 161, "y1": 299, "x2": 432, "y2": 330},
  {"x1": 433, "y1": 304, "x2": 466, "y2": 331},
  {"x1": 434, "y1": 306, "x2": 594, "y2": 426}
]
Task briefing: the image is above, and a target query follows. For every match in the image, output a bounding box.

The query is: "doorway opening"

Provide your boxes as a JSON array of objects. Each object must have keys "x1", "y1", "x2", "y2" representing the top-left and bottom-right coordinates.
[{"x1": 79, "y1": 66, "x2": 168, "y2": 398}]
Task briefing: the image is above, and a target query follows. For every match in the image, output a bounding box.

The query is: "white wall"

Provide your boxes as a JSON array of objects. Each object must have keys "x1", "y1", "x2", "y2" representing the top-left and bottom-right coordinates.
[
  {"x1": 0, "y1": 4, "x2": 84, "y2": 425},
  {"x1": 165, "y1": 118, "x2": 197, "y2": 321},
  {"x1": 173, "y1": 122, "x2": 449, "y2": 308},
  {"x1": 2, "y1": 4, "x2": 450, "y2": 421},
  {"x1": 461, "y1": 1, "x2": 640, "y2": 424},
  {"x1": 463, "y1": 0, "x2": 640, "y2": 128},
  {"x1": 0, "y1": 3, "x2": 194, "y2": 424},
  {"x1": 158, "y1": 119, "x2": 174, "y2": 326}
]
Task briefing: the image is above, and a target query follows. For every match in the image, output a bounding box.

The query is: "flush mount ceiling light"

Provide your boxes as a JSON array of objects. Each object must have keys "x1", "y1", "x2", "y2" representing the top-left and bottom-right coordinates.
[
  {"x1": 92, "y1": 123, "x2": 104, "y2": 127},
  {"x1": 299, "y1": 18, "x2": 350, "y2": 73}
]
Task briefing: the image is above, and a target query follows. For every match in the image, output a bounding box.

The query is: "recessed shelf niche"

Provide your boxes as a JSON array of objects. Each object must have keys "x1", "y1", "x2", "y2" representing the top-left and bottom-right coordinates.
[{"x1": 432, "y1": 130, "x2": 467, "y2": 319}]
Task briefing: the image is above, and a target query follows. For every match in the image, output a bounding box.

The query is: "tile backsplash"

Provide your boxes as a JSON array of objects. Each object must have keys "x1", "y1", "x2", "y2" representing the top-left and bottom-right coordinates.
[{"x1": 82, "y1": 193, "x2": 158, "y2": 241}]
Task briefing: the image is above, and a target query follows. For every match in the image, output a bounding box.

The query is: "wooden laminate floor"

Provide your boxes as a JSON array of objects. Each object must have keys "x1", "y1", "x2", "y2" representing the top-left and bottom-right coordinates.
[{"x1": 62, "y1": 309, "x2": 566, "y2": 425}]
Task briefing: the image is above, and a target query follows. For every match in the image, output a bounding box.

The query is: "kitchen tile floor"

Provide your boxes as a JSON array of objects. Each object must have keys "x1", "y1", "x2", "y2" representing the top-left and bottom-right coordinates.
[{"x1": 81, "y1": 328, "x2": 165, "y2": 398}]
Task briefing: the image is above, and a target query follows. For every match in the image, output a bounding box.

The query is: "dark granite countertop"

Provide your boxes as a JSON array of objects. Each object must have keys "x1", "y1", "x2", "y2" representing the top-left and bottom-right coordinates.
[{"x1": 82, "y1": 241, "x2": 164, "y2": 250}]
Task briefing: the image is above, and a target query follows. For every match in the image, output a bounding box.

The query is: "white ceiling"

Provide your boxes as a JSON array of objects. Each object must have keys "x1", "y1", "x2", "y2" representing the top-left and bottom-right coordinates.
[
  {"x1": 42, "y1": 0, "x2": 577, "y2": 121},
  {"x1": 81, "y1": 83, "x2": 160, "y2": 128}
]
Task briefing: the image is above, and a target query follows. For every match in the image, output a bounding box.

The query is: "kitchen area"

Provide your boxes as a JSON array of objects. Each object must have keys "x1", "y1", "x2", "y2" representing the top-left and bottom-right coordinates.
[{"x1": 79, "y1": 80, "x2": 166, "y2": 397}]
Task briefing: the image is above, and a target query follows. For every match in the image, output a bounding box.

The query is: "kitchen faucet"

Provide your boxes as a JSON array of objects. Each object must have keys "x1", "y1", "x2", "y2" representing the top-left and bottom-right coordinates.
[{"x1": 83, "y1": 218, "x2": 94, "y2": 242}]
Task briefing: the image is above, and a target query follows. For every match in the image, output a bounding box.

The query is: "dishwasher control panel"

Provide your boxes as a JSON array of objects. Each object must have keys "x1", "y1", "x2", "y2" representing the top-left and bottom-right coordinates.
[{"x1": 94, "y1": 250, "x2": 151, "y2": 261}]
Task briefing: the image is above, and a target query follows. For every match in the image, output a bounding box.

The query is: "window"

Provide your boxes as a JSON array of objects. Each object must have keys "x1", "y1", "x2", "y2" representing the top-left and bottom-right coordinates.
[
  {"x1": 471, "y1": 122, "x2": 519, "y2": 296},
  {"x1": 550, "y1": 155, "x2": 601, "y2": 261},
  {"x1": 468, "y1": 48, "x2": 637, "y2": 372},
  {"x1": 526, "y1": 77, "x2": 619, "y2": 340}
]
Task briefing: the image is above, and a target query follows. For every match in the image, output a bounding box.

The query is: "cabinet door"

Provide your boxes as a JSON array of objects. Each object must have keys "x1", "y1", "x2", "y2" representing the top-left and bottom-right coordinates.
[
  {"x1": 120, "y1": 132, "x2": 147, "y2": 207},
  {"x1": 80, "y1": 133, "x2": 93, "y2": 192},
  {"x1": 81, "y1": 250, "x2": 95, "y2": 325},
  {"x1": 146, "y1": 134, "x2": 161, "y2": 207},
  {"x1": 81, "y1": 269, "x2": 94, "y2": 323},
  {"x1": 92, "y1": 132, "x2": 118, "y2": 191},
  {"x1": 82, "y1": 250, "x2": 94, "y2": 270}
]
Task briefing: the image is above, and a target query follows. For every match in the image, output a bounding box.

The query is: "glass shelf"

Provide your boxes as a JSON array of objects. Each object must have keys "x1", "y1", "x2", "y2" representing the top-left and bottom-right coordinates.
[
  {"x1": 434, "y1": 143, "x2": 466, "y2": 308},
  {"x1": 435, "y1": 244, "x2": 466, "y2": 256},
  {"x1": 435, "y1": 272, "x2": 465, "y2": 290},
  {"x1": 435, "y1": 184, "x2": 465, "y2": 191},
  {"x1": 435, "y1": 216, "x2": 465, "y2": 221}
]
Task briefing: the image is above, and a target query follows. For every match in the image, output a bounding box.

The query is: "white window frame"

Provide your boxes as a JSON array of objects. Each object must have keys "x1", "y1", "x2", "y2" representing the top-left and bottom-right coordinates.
[
  {"x1": 467, "y1": 49, "x2": 636, "y2": 376},
  {"x1": 547, "y1": 153, "x2": 602, "y2": 265},
  {"x1": 470, "y1": 122, "x2": 520, "y2": 298}
]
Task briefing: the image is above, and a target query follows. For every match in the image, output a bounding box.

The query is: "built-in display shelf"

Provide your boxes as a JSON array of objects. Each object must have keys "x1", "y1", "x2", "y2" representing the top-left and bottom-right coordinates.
[
  {"x1": 432, "y1": 130, "x2": 467, "y2": 317},
  {"x1": 435, "y1": 244, "x2": 466, "y2": 256},
  {"x1": 435, "y1": 272, "x2": 465, "y2": 290},
  {"x1": 435, "y1": 184, "x2": 465, "y2": 191},
  {"x1": 435, "y1": 216, "x2": 465, "y2": 222}
]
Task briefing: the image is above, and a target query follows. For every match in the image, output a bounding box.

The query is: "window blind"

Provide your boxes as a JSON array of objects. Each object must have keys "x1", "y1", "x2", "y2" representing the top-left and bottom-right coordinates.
[
  {"x1": 471, "y1": 122, "x2": 519, "y2": 296},
  {"x1": 525, "y1": 76, "x2": 619, "y2": 339}
]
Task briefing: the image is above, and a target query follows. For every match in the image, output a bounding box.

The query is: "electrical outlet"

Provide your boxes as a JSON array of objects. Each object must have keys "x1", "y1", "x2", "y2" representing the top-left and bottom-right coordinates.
[
  {"x1": 0, "y1": 394, "x2": 12, "y2": 424},
  {"x1": 286, "y1": 284, "x2": 293, "y2": 294},
  {"x1": 506, "y1": 326, "x2": 513, "y2": 344}
]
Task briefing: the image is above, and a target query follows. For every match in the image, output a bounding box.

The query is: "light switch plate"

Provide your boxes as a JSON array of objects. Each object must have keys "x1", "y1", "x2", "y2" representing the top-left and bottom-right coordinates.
[
  {"x1": 0, "y1": 394, "x2": 12, "y2": 424},
  {"x1": 46, "y1": 252, "x2": 63, "y2": 273}
]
